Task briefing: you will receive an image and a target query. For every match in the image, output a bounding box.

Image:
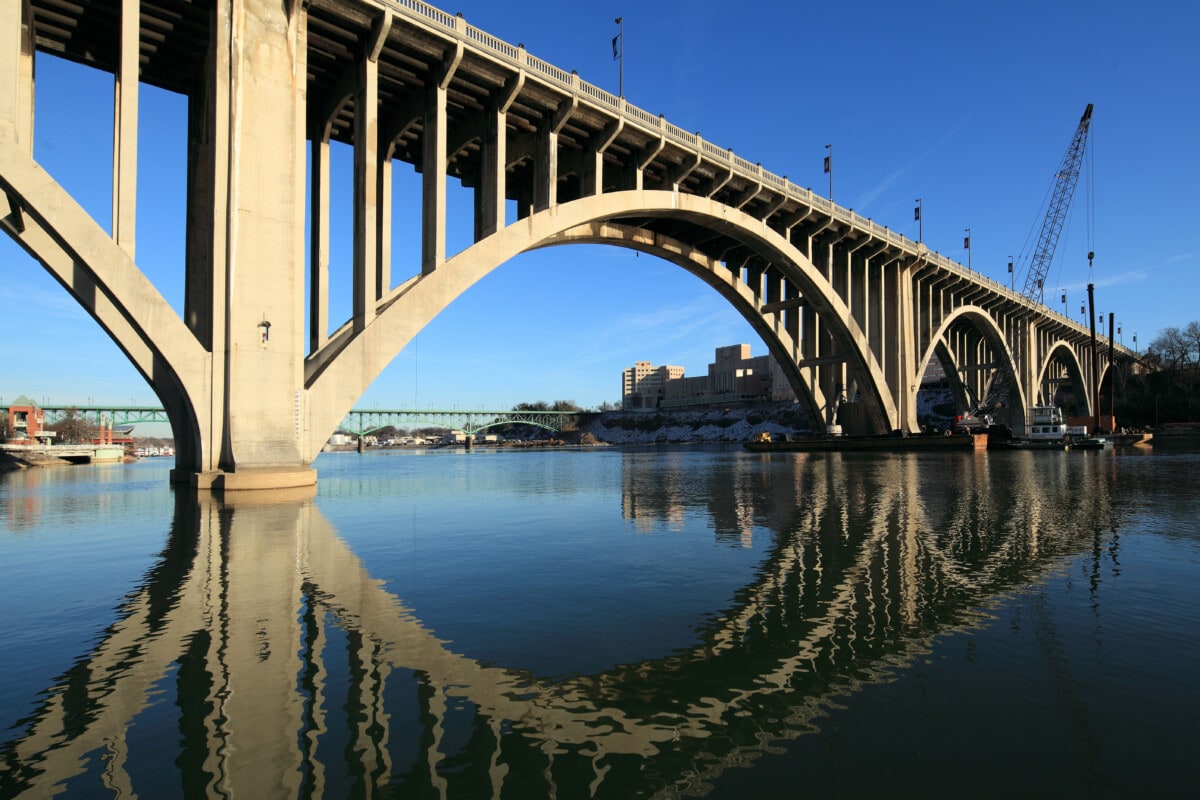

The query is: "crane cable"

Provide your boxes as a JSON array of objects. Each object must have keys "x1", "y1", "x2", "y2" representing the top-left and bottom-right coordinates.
[{"x1": 1087, "y1": 122, "x2": 1096, "y2": 282}]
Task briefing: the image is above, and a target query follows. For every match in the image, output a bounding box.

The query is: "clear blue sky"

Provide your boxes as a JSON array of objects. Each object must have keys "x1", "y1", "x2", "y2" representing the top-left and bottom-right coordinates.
[{"x1": 2, "y1": 0, "x2": 1197, "y2": 416}]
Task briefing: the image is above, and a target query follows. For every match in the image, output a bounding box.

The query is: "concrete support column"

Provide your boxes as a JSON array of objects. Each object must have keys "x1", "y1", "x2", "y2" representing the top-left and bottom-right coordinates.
[
  {"x1": 377, "y1": 153, "x2": 391, "y2": 296},
  {"x1": 893, "y1": 259, "x2": 918, "y2": 431},
  {"x1": 583, "y1": 118, "x2": 621, "y2": 197},
  {"x1": 353, "y1": 13, "x2": 389, "y2": 330},
  {"x1": 187, "y1": 0, "x2": 311, "y2": 486},
  {"x1": 784, "y1": 289, "x2": 801, "y2": 350},
  {"x1": 1019, "y1": 319, "x2": 1038, "y2": 433},
  {"x1": 872, "y1": 259, "x2": 885, "y2": 400},
  {"x1": 309, "y1": 135, "x2": 330, "y2": 350},
  {"x1": 421, "y1": 82, "x2": 446, "y2": 274},
  {"x1": 535, "y1": 97, "x2": 575, "y2": 211},
  {"x1": 534, "y1": 120, "x2": 557, "y2": 211},
  {"x1": 669, "y1": 150, "x2": 700, "y2": 194},
  {"x1": 422, "y1": 44, "x2": 460, "y2": 275},
  {"x1": 635, "y1": 135, "x2": 665, "y2": 192},
  {"x1": 112, "y1": 0, "x2": 139, "y2": 257},
  {"x1": 802, "y1": 306, "x2": 818, "y2": 363},
  {"x1": 0, "y1": 0, "x2": 34, "y2": 152},
  {"x1": 181, "y1": 0, "x2": 231, "y2": 470},
  {"x1": 478, "y1": 107, "x2": 506, "y2": 239},
  {"x1": 479, "y1": 72, "x2": 522, "y2": 239}
]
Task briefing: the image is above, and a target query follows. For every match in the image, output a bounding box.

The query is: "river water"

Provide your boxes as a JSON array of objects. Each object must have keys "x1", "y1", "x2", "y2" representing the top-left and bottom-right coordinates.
[{"x1": 1, "y1": 442, "x2": 1197, "y2": 798}]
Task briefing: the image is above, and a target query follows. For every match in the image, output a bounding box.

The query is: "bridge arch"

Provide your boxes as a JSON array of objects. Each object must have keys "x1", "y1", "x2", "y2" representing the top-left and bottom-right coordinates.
[
  {"x1": 1036, "y1": 341, "x2": 1090, "y2": 416},
  {"x1": 918, "y1": 305, "x2": 1026, "y2": 429},
  {"x1": 0, "y1": 144, "x2": 211, "y2": 475},
  {"x1": 305, "y1": 190, "x2": 898, "y2": 458}
]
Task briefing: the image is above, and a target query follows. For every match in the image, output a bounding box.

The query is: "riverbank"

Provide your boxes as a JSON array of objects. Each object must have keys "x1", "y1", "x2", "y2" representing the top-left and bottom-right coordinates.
[
  {"x1": 0, "y1": 448, "x2": 72, "y2": 471},
  {"x1": 0, "y1": 446, "x2": 140, "y2": 471},
  {"x1": 573, "y1": 403, "x2": 807, "y2": 445}
]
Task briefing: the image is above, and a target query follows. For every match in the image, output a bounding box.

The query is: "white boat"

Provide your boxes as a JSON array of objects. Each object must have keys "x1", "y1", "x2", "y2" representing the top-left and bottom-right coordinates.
[{"x1": 1027, "y1": 406, "x2": 1067, "y2": 441}]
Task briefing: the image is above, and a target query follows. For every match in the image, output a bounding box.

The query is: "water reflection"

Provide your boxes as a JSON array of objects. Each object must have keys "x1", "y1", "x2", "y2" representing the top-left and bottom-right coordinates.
[{"x1": 1, "y1": 450, "x2": 1128, "y2": 798}]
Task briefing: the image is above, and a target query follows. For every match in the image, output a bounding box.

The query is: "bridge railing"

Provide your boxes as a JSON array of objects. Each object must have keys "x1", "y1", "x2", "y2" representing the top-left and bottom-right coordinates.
[
  {"x1": 379, "y1": 2, "x2": 1100, "y2": 340},
  {"x1": 387, "y1": 0, "x2": 944, "y2": 260},
  {"x1": 310, "y1": 0, "x2": 1116, "y2": 353}
]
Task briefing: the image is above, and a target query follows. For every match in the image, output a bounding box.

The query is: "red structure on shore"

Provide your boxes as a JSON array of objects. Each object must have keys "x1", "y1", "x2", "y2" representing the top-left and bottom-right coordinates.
[{"x1": 5, "y1": 395, "x2": 54, "y2": 444}]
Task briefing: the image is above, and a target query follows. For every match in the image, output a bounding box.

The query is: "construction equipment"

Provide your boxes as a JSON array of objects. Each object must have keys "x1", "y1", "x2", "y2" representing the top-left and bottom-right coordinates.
[{"x1": 1020, "y1": 104, "x2": 1093, "y2": 304}]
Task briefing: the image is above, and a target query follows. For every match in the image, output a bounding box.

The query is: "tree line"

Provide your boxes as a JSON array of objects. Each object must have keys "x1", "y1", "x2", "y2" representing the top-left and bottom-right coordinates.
[{"x1": 1114, "y1": 321, "x2": 1200, "y2": 427}]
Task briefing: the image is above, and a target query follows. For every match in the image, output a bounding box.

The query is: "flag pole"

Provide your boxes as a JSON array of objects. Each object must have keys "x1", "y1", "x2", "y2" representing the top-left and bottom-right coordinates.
[
  {"x1": 613, "y1": 17, "x2": 624, "y2": 98},
  {"x1": 824, "y1": 144, "x2": 832, "y2": 200}
]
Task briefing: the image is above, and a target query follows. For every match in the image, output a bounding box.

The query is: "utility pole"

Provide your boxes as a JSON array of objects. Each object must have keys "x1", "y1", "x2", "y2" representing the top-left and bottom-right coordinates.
[
  {"x1": 1109, "y1": 311, "x2": 1116, "y2": 427},
  {"x1": 1088, "y1": 282, "x2": 1099, "y2": 433}
]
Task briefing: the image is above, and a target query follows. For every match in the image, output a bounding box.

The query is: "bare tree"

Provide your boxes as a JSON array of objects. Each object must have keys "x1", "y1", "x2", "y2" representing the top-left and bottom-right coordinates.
[
  {"x1": 1184, "y1": 321, "x2": 1200, "y2": 369},
  {"x1": 1148, "y1": 326, "x2": 1190, "y2": 371},
  {"x1": 48, "y1": 407, "x2": 94, "y2": 444}
]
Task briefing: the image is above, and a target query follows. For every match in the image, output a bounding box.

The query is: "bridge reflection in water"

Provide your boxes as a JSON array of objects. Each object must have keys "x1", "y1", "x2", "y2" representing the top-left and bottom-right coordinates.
[{"x1": 0, "y1": 450, "x2": 1121, "y2": 798}]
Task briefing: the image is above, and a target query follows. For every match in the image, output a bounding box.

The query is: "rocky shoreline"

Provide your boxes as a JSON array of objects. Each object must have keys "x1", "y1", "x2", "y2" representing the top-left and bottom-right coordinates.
[{"x1": 0, "y1": 449, "x2": 73, "y2": 471}]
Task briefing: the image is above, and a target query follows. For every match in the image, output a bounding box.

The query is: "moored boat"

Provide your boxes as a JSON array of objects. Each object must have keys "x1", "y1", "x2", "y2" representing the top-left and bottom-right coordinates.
[{"x1": 1027, "y1": 406, "x2": 1068, "y2": 442}]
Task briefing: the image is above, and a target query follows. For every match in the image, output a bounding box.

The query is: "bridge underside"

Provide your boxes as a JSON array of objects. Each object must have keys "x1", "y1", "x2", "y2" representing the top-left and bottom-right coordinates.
[{"x1": 0, "y1": 0, "x2": 1129, "y2": 487}]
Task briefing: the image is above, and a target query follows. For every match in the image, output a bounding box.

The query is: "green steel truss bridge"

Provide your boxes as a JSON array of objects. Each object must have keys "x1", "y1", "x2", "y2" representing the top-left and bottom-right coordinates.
[
  {"x1": 344, "y1": 409, "x2": 581, "y2": 437},
  {"x1": 40, "y1": 405, "x2": 171, "y2": 428},
  {"x1": 35, "y1": 406, "x2": 580, "y2": 437}
]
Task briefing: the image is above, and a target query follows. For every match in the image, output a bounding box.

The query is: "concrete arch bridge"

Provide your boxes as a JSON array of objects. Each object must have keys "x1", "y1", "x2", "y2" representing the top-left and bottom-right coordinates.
[{"x1": 0, "y1": 0, "x2": 1135, "y2": 487}]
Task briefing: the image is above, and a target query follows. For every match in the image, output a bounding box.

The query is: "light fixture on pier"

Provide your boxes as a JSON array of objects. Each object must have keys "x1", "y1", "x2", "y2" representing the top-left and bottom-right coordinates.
[{"x1": 258, "y1": 317, "x2": 271, "y2": 344}]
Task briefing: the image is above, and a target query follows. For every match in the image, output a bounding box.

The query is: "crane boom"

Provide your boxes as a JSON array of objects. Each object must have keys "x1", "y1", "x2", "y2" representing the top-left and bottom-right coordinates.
[{"x1": 1021, "y1": 103, "x2": 1093, "y2": 303}]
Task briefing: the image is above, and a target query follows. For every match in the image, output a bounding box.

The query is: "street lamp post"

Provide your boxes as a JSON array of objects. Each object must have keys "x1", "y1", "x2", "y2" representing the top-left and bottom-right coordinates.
[
  {"x1": 964, "y1": 228, "x2": 972, "y2": 271},
  {"x1": 914, "y1": 198, "x2": 922, "y2": 243},
  {"x1": 1008, "y1": 255, "x2": 1014, "y2": 291}
]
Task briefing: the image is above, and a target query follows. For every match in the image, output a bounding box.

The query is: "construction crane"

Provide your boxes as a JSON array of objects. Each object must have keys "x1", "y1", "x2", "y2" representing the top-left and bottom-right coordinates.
[{"x1": 1020, "y1": 103, "x2": 1093, "y2": 304}]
